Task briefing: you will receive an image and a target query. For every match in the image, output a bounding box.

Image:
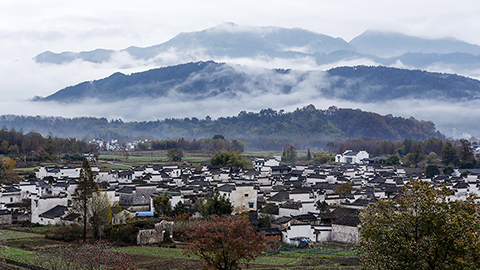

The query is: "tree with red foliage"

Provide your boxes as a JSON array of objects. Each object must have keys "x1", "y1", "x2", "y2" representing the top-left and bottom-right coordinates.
[{"x1": 184, "y1": 215, "x2": 266, "y2": 270}]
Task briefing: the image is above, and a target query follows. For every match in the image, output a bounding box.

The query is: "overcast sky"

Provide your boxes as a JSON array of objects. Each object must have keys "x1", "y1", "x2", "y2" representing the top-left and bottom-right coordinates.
[
  {"x1": 2, "y1": 0, "x2": 479, "y2": 60},
  {"x1": 0, "y1": 0, "x2": 479, "y2": 138}
]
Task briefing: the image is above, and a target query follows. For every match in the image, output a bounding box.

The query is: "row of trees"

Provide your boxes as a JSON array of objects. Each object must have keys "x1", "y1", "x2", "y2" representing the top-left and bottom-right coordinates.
[
  {"x1": 137, "y1": 135, "x2": 245, "y2": 153},
  {"x1": 0, "y1": 127, "x2": 92, "y2": 161},
  {"x1": 330, "y1": 137, "x2": 478, "y2": 168}
]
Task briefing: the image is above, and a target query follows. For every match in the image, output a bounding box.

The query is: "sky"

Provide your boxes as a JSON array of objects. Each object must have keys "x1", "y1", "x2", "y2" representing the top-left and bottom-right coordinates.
[{"x1": 1, "y1": 0, "x2": 480, "y2": 137}]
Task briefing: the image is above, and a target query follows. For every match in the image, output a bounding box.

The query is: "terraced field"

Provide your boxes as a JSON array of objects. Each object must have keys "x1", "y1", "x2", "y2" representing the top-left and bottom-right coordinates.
[{"x1": 0, "y1": 228, "x2": 360, "y2": 269}]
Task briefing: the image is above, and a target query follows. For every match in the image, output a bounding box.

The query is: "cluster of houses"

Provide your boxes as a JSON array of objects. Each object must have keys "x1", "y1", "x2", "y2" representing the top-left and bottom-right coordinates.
[
  {"x1": 88, "y1": 139, "x2": 138, "y2": 151},
  {"x1": 0, "y1": 150, "x2": 479, "y2": 245}
]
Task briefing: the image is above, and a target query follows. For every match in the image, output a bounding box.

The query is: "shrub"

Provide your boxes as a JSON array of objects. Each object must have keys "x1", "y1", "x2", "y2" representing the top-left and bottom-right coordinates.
[
  {"x1": 103, "y1": 219, "x2": 155, "y2": 245},
  {"x1": 45, "y1": 224, "x2": 83, "y2": 242}
]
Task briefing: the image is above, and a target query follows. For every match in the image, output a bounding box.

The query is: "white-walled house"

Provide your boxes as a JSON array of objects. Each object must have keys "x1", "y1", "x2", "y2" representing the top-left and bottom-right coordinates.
[
  {"x1": 31, "y1": 194, "x2": 68, "y2": 224},
  {"x1": 335, "y1": 150, "x2": 369, "y2": 164},
  {"x1": 218, "y1": 184, "x2": 257, "y2": 213},
  {"x1": 36, "y1": 166, "x2": 99, "y2": 179}
]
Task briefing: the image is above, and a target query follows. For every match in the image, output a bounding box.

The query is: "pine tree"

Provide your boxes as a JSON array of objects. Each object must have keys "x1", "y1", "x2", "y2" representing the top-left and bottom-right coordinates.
[{"x1": 72, "y1": 158, "x2": 99, "y2": 242}]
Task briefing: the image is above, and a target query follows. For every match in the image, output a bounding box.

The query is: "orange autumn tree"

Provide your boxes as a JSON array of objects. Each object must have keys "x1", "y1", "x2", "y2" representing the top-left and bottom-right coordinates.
[{"x1": 184, "y1": 215, "x2": 266, "y2": 270}]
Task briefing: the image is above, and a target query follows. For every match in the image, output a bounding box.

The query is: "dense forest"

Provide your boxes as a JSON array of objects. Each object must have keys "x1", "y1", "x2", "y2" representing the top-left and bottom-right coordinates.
[{"x1": 0, "y1": 105, "x2": 442, "y2": 150}]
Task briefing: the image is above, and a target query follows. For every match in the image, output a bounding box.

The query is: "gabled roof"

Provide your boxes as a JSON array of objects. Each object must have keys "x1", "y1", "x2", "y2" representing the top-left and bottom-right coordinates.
[
  {"x1": 218, "y1": 185, "x2": 236, "y2": 192},
  {"x1": 269, "y1": 191, "x2": 290, "y2": 202},
  {"x1": 272, "y1": 216, "x2": 292, "y2": 225},
  {"x1": 39, "y1": 205, "x2": 68, "y2": 219},
  {"x1": 330, "y1": 207, "x2": 361, "y2": 227},
  {"x1": 280, "y1": 201, "x2": 302, "y2": 210}
]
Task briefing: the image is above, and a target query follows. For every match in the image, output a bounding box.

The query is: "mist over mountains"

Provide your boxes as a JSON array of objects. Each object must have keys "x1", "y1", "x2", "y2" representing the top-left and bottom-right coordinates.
[
  {"x1": 4, "y1": 23, "x2": 480, "y2": 140},
  {"x1": 34, "y1": 23, "x2": 480, "y2": 76},
  {"x1": 34, "y1": 61, "x2": 480, "y2": 103}
]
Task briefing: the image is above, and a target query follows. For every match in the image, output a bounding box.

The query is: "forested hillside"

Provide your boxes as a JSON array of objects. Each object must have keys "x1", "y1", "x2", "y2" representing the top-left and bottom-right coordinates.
[
  {"x1": 0, "y1": 106, "x2": 442, "y2": 150},
  {"x1": 34, "y1": 61, "x2": 480, "y2": 104}
]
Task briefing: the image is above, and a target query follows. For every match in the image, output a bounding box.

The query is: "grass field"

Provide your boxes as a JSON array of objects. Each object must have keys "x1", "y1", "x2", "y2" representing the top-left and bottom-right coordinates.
[{"x1": 0, "y1": 227, "x2": 360, "y2": 269}]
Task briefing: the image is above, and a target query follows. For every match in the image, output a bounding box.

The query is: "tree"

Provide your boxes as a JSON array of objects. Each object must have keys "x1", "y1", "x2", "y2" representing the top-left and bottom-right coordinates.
[
  {"x1": 443, "y1": 165, "x2": 454, "y2": 176},
  {"x1": 313, "y1": 152, "x2": 335, "y2": 164},
  {"x1": 458, "y1": 139, "x2": 475, "y2": 165},
  {"x1": 212, "y1": 134, "x2": 225, "y2": 140},
  {"x1": 426, "y1": 152, "x2": 440, "y2": 165},
  {"x1": 72, "y1": 158, "x2": 99, "y2": 242},
  {"x1": 198, "y1": 188, "x2": 233, "y2": 217},
  {"x1": 386, "y1": 154, "x2": 400, "y2": 165},
  {"x1": 307, "y1": 148, "x2": 312, "y2": 160},
  {"x1": 0, "y1": 157, "x2": 19, "y2": 183},
  {"x1": 405, "y1": 142, "x2": 425, "y2": 167},
  {"x1": 441, "y1": 141, "x2": 458, "y2": 166},
  {"x1": 153, "y1": 191, "x2": 172, "y2": 217},
  {"x1": 210, "y1": 151, "x2": 250, "y2": 169},
  {"x1": 89, "y1": 192, "x2": 112, "y2": 240},
  {"x1": 167, "y1": 148, "x2": 183, "y2": 162},
  {"x1": 333, "y1": 182, "x2": 353, "y2": 197},
  {"x1": 282, "y1": 144, "x2": 297, "y2": 163},
  {"x1": 315, "y1": 200, "x2": 329, "y2": 213},
  {"x1": 184, "y1": 215, "x2": 266, "y2": 270},
  {"x1": 425, "y1": 164, "x2": 440, "y2": 178},
  {"x1": 173, "y1": 201, "x2": 188, "y2": 217},
  {"x1": 358, "y1": 179, "x2": 480, "y2": 269}
]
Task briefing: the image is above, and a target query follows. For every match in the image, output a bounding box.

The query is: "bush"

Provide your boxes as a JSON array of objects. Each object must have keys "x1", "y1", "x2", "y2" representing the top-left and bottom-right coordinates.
[
  {"x1": 45, "y1": 224, "x2": 83, "y2": 242},
  {"x1": 104, "y1": 219, "x2": 155, "y2": 245}
]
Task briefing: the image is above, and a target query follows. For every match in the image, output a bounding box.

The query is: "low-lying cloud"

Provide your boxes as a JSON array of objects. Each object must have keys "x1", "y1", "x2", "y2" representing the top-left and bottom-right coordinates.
[{"x1": 1, "y1": 48, "x2": 480, "y2": 139}]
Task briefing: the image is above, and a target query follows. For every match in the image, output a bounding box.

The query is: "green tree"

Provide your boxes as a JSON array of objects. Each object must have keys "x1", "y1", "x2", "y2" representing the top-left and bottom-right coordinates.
[
  {"x1": 167, "y1": 148, "x2": 183, "y2": 162},
  {"x1": 441, "y1": 141, "x2": 458, "y2": 166},
  {"x1": 386, "y1": 154, "x2": 400, "y2": 165},
  {"x1": 313, "y1": 152, "x2": 335, "y2": 164},
  {"x1": 89, "y1": 192, "x2": 112, "y2": 240},
  {"x1": 315, "y1": 200, "x2": 329, "y2": 213},
  {"x1": 458, "y1": 139, "x2": 476, "y2": 166},
  {"x1": 72, "y1": 158, "x2": 99, "y2": 242},
  {"x1": 173, "y1": 201, "x2": 188, "y2": 217},
  {"x1": 358, "y1": 179, "x2": 480, "y2": 269},
  {"x1": 426, "y1": 152, "x2": 440, "y2": 164},
  {"x1": 425, "y1": 164, "x2": 440, "y2": 178},
  {"x1": 212, "y1": 134, "x2": 225, "y2": 140},
  {"x1": 198, "y1": 188, "x2": 233, "y2": 217},
  {"x1": 443, "y1": 165, "x2": 454, "y2": 176},
  {"x1": 307, "y1": 148, "x2": 312, "y2": 160},
  {"x1": 184, "y1": 215, "x2": 266, "y2": 270},
  {"x1": 282, "y1": 144, "x2": 297, "y2": 163},
  {"x1": 153, "y1": 191, "x2": 172, "y2": 217},
  {"x1": 210, "y1": 151, "x2": 249, "y2": 169},
  {"x1": 405, "y1": 142, "x2": 425, "y2": 167}
]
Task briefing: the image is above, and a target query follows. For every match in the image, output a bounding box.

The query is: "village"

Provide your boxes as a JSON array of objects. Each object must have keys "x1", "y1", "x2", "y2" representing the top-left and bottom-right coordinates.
[{"x1": 0, "y1": 149, "x2": 477, "y2": 247}]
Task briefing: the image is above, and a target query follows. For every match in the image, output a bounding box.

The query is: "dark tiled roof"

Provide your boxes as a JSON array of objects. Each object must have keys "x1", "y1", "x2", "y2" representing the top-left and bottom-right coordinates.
[
  {"x1": 39, "y1": 205, "x2": 68, "y2": 219},
  {"x1": 269, "y1": 191, "x2": 290, "y2": 202},
  {"x1": 281, "y1": 201, "x2": 302, "y2": 210}
]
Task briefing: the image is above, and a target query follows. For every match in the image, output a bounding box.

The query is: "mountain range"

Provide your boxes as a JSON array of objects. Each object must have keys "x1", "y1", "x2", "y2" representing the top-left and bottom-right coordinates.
[
  {"x1": 33, "y1": 61, "x2": 480, "y2": 103},
  {"x1": 34, "y1": 23, "x2": 480, "y2": 73},
  {"x1": 22, "y1": 23, "x2": 480, "y2": 139}
]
